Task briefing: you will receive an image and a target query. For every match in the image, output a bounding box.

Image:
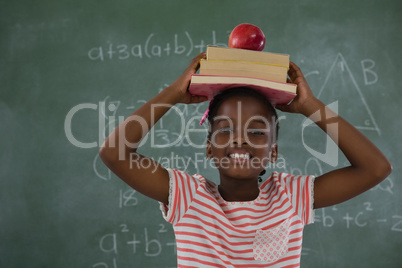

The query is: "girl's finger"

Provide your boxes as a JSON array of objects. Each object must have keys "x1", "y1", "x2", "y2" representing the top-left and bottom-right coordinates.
[{"x1": 189, "y1": 52, "x2": 206, "y2": 71}]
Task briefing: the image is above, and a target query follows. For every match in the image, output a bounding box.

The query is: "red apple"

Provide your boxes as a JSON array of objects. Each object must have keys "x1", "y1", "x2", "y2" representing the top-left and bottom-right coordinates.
[{"x1": 228, "y1": 23, "x2": 266, "y2": 51}]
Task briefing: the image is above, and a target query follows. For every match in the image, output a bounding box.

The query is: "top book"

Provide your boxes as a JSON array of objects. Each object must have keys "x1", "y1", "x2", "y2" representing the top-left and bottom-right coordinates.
[{"x1": 206, "y1": 46, "x2": 290, "y2": 69}]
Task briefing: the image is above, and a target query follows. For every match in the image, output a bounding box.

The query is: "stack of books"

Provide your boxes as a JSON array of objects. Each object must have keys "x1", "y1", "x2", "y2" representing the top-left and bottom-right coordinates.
[{"x1": 188, "y1": 46, "x2": 297, "y2": 105}]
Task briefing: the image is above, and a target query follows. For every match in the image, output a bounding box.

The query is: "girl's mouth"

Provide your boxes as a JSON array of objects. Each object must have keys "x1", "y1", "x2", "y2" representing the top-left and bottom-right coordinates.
[{"x1": 229, "y1": 153, "x2": 251, "y2": 160}]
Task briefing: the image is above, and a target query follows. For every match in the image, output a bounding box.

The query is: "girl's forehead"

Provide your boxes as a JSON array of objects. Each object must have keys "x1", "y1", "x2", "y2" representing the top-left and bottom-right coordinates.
[{"x1": 215, "y1": 95, "x2": 273, "y2": 119}]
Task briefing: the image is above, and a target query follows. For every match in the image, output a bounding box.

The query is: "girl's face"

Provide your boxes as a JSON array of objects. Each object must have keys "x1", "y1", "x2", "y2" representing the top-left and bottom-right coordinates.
[{"x1": 206, "y1": 95, "x2": 278, "y2": 181}]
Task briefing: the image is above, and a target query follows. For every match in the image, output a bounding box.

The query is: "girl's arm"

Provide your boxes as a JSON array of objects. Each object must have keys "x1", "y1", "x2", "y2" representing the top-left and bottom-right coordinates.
[
  {"x1": 99, "y1": 53, "x2": 207, "y2": 205},
  {"x1": 276, "y1": 62, "x2": 392, "y2": 209}
]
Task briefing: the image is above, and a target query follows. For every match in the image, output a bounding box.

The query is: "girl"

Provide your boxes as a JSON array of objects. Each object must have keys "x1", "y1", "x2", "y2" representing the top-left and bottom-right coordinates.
[{"x1": 99, "y1": 52, "x2": 391, "y2": 267}]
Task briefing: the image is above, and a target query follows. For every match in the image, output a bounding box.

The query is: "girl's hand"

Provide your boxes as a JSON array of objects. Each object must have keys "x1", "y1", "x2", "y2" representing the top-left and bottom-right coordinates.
[
  {"x1": 165, "y1": 52, "x2": 208, "y2": 104},
  {"x1": 275, "y1": 61, "x2": 318, "y2": 116}
]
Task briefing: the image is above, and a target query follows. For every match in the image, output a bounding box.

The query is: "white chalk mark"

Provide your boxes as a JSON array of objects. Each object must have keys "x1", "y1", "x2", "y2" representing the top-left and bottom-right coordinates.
[
  {"x1": 317, "y1": 53, "x2": 381, "y2": 135},
  {"x1": 361, "y1": 59, "x2": 378, "y2": 85},
  {"x1": 304, "y1": 70, "x2": 320, "y2": 78}
]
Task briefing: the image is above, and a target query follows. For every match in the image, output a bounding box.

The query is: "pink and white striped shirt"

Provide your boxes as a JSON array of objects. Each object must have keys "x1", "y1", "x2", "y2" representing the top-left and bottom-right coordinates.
[{"x1": 159, "y1": 169, "x2": 315, "y2": 268}]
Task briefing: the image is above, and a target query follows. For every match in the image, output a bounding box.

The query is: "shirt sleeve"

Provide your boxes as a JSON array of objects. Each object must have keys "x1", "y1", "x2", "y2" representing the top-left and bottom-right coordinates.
[
  {"x1": 278, "y1": 172, "x2": 315, "y2": 225},
  {"x1": 159, "y1": 168, "x2": 199, "y2": 225}
]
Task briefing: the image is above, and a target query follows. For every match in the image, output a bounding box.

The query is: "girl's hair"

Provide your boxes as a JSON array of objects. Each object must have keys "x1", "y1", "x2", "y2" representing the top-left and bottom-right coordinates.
[{"x1": 207, "y1": 87, "x2": 279, "y2": 141}]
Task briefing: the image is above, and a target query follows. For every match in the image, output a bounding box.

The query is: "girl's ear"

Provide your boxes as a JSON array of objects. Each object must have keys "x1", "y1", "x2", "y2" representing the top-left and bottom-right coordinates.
[
  {"x1": 269, "y1": 143, "x2": 278, "y2": 163},
  {"x1": 206, "y1": 139, "x2": 213, "y2": 159}
]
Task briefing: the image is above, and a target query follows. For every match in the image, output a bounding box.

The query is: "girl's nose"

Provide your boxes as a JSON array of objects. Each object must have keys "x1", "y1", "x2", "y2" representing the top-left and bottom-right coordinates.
[{"x1": 232, "y1": 128, "x2": 248, "y2": 146}]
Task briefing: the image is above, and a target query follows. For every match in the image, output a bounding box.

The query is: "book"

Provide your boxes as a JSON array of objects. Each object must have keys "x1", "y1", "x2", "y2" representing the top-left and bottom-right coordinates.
[
  {"x1": 206, "y1": 46, "x2": 290, "y2": 69},
  {"x1": 199, "y1": 59, "x2": 288, "y2": 83},
  {"x1": 188, "y1": 74, "x2": 296, "y2": 105}
]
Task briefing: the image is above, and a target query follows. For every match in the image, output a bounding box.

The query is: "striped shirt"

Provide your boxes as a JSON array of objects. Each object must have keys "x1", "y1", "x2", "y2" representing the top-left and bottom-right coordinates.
[{"x1": 159, "y1": 169, "x2": 315, "y2": 268}]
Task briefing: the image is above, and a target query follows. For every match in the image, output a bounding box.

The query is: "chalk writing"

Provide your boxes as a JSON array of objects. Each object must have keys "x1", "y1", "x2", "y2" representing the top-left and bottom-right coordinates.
[
  {"x1": 361, "y1": 59, "x2": 378, "y2": 85},
  {"x1": 370, "y1": 176, "x2": 394, "y2": 194},
  {"x1": 88, "y1": 31, "x2": 227, "y2": 61},
  {"x1": 313, "y1": 204, "x2": 401, "y2": 232},
  {"x1": 119, "y1": 189, "x2": 138, "y2": 208},
  {"x1": 317, "y1": 53, "x2": 381, "y2": 135},
  {"x1": 94, "y1": 153, "x2": 112, "y2": 181},
  {"x1": 93, "y1": 224, "x2": 176, "y2": 267},
  {"x1": 314, "y1": 208, "x2": 335, "y2": 227},
  {"x1": 93, "y1": 258, "x2": 117, "y2": 268},
  {"x1": 391, "y1": 216, "x2": 402, "y2": 232}
]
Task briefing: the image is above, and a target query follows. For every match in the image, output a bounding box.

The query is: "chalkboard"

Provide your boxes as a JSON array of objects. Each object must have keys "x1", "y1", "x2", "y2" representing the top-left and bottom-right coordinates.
[{"x1": 1, "y1": 0, "x2": 401, "y2": 267}]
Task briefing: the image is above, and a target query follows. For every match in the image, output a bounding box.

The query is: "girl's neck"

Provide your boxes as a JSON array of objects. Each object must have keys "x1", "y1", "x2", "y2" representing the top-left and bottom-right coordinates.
[{"x1": 218, "y1": 179, "x2": 260, "y2": 202}]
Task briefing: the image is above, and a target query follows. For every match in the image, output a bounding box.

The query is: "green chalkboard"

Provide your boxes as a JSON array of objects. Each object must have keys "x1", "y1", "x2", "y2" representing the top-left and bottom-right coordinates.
[{"x1": 1, "y1": 0, "x2": 401, "y2": 267}]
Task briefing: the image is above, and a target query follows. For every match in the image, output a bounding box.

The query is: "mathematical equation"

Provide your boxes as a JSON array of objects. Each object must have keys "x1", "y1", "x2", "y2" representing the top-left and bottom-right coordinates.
[
  {"x1": 314, "y1": 204, "x2": 402, "y2": 232},
  {"x1": 88, "y1": 30, "x2": 229, "y2": 61},
  {"x1": 92, "y1": 224, "x2": 176, "y2": 268}
]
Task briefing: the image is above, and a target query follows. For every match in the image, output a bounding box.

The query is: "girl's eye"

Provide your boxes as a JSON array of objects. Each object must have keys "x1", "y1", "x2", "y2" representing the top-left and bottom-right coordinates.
[
  {"x1": 248, "y1": 129, "x2": 266, "y2": 135},
  {"x1": 218, "y1": 127, "x2": 233, "y2": 133}
]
